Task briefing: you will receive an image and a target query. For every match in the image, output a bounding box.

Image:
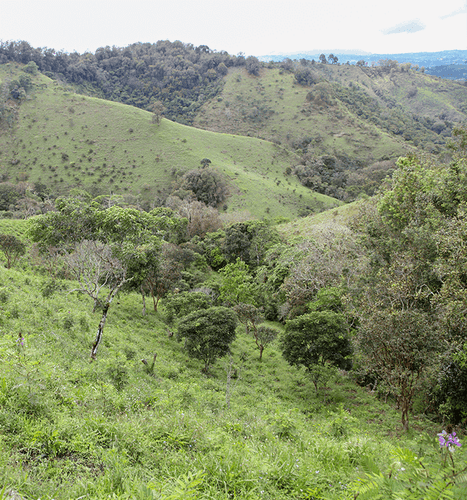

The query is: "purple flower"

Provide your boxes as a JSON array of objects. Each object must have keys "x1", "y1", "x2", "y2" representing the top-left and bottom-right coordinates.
[{"x1": 438, "y1": 430, "x2": 462, "y2": 452}]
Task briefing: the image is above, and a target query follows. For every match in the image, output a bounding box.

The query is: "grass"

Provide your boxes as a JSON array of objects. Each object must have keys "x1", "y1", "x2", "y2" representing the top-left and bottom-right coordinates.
[
  {"x1": 0, "y1": 251, "x2": 465, "y2": 499},
  {"x1": 194, "y1": 67, "x2": 416, "y2": 163},
  {"x1": 0, "y1": 63, "x2": 340, "y2": 221},
  {"x1": 194, "y1": 65, "x2": 467, "y2": 163},
  {"x1": 276, "y1": 200, "x2": 363, "y2": 242}
]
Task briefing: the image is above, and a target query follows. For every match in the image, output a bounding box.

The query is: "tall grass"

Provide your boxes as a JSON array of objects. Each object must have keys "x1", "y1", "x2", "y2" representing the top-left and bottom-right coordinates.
[{"x1": 0, "y1": 263, "x2": 464, "y2": 499}]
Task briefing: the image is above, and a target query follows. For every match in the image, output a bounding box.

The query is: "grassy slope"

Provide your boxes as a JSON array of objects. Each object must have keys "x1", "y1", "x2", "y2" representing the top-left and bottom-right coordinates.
[
  {"x1": 193, "y1": 66, "x2": 467, "y2": 162},
  {"x1": 0, "y1": 63, "x2": 340, "y2": 220},
  {"x1": 319, "y1": 64, "x2": 467, "y2": 123},
  {"x1": 0, "y1": 239, "x2": 456, "y2": 499},
  {"x1": 193, "y1": 67, "x2": 412, "y2": 163},
  {"x1": 277, "y1": 200, "x2": 363, "y2": 242}
]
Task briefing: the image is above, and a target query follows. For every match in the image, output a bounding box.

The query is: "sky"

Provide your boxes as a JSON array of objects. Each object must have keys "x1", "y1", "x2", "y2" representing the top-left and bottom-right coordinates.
[{"x1": 0, "y1": 0, "x2": 466, "y2": 56}]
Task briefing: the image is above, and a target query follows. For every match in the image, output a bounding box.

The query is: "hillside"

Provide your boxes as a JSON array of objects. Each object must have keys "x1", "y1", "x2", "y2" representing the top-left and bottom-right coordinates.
[
  {"x1": 2, "y1": 42, "x2": 467, "y2": 207},
  {"x1": 194, "y1": 64, "x2": 467, "y2": 160},
  {"x1": 0, "y1": 214, "x2": 464, "y2": 499},
  {"x1": 0, "y1": 63, "x2": 340, "y2": 220}
]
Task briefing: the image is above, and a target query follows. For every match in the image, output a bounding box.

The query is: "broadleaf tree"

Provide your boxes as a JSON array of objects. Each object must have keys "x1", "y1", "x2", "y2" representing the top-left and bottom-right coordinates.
[
  {"x1": 280, "y1": 311, "x2": 352, "y2": 392},
  {"x1": 176, "y1": 306, "x2": 237, "y2": 372}
]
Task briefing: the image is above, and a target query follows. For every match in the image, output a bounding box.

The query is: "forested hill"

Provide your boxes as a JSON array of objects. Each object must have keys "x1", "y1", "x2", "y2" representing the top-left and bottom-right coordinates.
[
  {"x1": 1, "y1": 39, "x2": 467, "y2": 207},
  {"x1": 0, "y1": 40, "x2": 246, "y2": 125}
]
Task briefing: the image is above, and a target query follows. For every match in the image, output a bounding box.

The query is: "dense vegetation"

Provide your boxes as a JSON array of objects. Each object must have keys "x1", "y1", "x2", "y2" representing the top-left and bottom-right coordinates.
[
  {"x1": 0, "y1": 40, "x2": 249, "y2": 125},
  {"x1": 0, "y1": 129, "x2": 467, "y2": 498}
]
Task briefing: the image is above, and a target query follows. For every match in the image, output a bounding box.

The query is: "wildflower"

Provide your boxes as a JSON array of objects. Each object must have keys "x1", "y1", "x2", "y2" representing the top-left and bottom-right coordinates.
[
  {"x1": 438, "y1": 430, "x2": 462, "y2": 452},
  {"x1": 16, "y1": 332, "x2": 24, "y2": 348}
]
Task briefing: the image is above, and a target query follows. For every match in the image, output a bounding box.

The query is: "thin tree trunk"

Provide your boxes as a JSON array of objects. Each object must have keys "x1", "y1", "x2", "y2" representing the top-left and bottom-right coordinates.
[
  {"x1": 91, "y1": 301, "x2": 110, "y2": 361},
  {"x1": 90, "y1": 279, "x2": 129, "y2": 361},
  {"x1": 153, "y1": 295, "x2": 160, "y2": 312},
  {"x1": 141, "y1": 285, "x2": 146, "y2": 316}
]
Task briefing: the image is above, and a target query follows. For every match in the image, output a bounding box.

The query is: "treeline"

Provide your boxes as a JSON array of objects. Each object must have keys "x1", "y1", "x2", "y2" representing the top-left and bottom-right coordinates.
[{"x1": 0, "y1": 40, "x2": 256, "y2": 124}]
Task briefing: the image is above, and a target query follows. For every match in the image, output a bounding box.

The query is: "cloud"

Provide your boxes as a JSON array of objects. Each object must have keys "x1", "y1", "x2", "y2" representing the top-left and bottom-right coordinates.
[
  {"x1": 381, "y1": 19, "x2": 426, "y2": 35},
  {"x1": 440, "y1": 6, "x2": 467, "y2": 19}
]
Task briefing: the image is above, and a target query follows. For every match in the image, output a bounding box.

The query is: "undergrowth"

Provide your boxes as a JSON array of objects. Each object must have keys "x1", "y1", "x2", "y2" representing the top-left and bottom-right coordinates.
[{"x1": 0, "y1": 264, "x2": 465, "y2": 499}]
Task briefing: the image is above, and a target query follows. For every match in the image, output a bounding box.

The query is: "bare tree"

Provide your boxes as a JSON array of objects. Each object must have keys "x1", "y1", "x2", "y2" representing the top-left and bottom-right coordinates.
[{"x1": 63, "y1": 240, "x2": 126, "y2": 312}]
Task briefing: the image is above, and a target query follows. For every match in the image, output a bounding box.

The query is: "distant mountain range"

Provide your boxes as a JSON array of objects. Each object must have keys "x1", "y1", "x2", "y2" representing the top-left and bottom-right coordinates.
[{"x1": 259, "y1": 49, "x2": 467, "y2": 74}]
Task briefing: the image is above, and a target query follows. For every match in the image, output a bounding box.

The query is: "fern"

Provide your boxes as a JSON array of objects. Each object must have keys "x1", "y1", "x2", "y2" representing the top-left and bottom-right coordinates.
[
  {"x1": 352, "y1": 447, "x2": 467, "y2": 500},
  {"x1": 148, "y1": 471, "x2": 206, "y2": 500}
]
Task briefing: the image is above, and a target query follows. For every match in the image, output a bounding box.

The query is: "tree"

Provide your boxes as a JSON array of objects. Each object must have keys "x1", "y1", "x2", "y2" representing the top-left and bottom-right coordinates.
[
  {"x1": 222, "y1": 220, "x2": 281, "y2": 267},
  {"x1": 23, "y1": 61, "x2": 38, "y2": 75},
  {"x1": 0, "y1": 183, "x2": 22, "y2": 211},
  {"x1": 280, "y1": 58, "x2": 293, "y2": 72},
  {"x1": 245, "y1": 56, "x2": 260, "y2": 76},
  {"x1": 141, "y1": 242, "x2": 184, "y2": 312},
  {"x1": 177, "y1": 306, "x2": 237, "y2": 372},
  {"x1": 181, "y1": 168, "x2": 228, "y2": 207},
  {"x1": 0, "y1": 234, "x2": 26, "y2": 269},
  {"x1": 28, "y1": 200, "x2": 164, "y2": 359},
  {"x1": 150, "y1": 100, "x2": 165, "y2": 124},
  {"x1": 280, "y1": 311, "x2": 352, "y2": 392},
  {"x1": 172, "y1": 199, "x2": 222, "y2": 239},
  {"x1": 355, "y1": 309, "x2": 438, "y2": 430},
  {"x1": 319, "y1": 54, "x2": 327, "y2": 64},
  {"x1": 280, "y1": 222, "x2": 367, "y2": 318},
  {"x1": 63, "y1": 239, "x2": 127, "y2": 313},
  {"x1": 294, "y1": 67, "x2": 317, "y2": 86},
  {"x1": 234, "y1": 303, "x2": 277, "y2": 361},
  {"x1": 163, "y1": 290, "x2": 212, "y2": 325},
  {"x1": 219, "y1": 258, "x2": 257, "y2": 306}
]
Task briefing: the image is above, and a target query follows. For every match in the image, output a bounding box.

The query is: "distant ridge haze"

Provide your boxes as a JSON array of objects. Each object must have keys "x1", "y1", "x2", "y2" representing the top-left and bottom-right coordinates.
[{"x1": 258, "y1": 49, "x2": 467, "y2": 67}]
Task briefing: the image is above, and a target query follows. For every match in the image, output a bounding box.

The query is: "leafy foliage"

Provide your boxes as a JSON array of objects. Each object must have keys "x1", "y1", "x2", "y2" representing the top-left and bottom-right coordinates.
[
  {"x1": 163, "y1": 290, "x2": 212, "y2": 325},
  {"x1": 280, "y1": 310, "x2": 352, "y2": 391},
  {"x1": 181, "y1": 167, "x2": 228, "y2": 207},
  {"x1": 0, "y1": 233, "x2": 25, "y2": 268},
  {"x1": 176, "y1": 306, "x2": 237, "y2": 372}
]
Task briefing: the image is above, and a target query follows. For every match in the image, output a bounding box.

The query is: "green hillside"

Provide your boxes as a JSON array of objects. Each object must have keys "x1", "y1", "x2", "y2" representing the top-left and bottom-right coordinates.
[
  {"x1": 0, "y1": 250, "x2": 460, "y2": 500},
  {"x1": 194, "y1": 67, "x2": 412, "y2": 163},
  {"x1": 194, "y1": 64, "x2": 467, "y2": 161},
  {"x1": 0, "y1": 63, "x2": 340, "y2": 220}
]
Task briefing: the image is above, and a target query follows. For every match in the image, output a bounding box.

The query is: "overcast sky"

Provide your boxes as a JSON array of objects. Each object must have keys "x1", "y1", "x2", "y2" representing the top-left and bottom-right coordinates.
[{"x1": 1, "y1": 0, "x2": 466, "y2": 56}]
